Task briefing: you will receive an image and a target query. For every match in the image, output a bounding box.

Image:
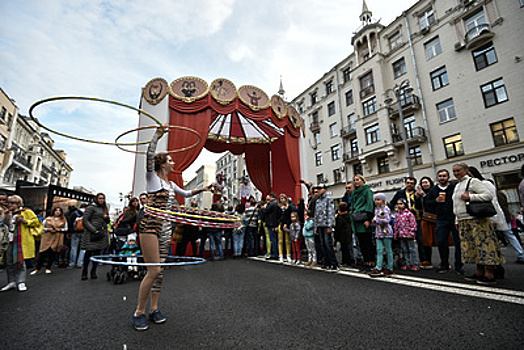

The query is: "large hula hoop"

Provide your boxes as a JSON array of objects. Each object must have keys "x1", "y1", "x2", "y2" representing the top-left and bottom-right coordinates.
[
  {"x1": 114, "y1": 125, "x2": 202, "y2": 155},
  {"x1": 28, "y1": 96, "x2": 163, "y2": 146},
  {"x1": 90, "y1": 255, "x2": 207, "y2": 267},
  {"x1": 145, "y1": 207, "x2": 242, "y2": 229}
]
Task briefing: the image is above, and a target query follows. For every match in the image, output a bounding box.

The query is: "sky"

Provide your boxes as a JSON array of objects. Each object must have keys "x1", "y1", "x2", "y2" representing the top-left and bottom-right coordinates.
[{"x1": 0, "y1": 0, "x2": 418, "y2": 209}]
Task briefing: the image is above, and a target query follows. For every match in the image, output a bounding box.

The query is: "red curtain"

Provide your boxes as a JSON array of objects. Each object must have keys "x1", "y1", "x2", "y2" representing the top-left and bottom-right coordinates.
[
  {"x1": 245, "y1": 143, "x2": 271, "y2": 197},
  {"x1": 284, "y1": 132, "x2": 302, "y2": 200},
  {"x1": 168, "y1": 97, "x2": 212, "y2": 203}
]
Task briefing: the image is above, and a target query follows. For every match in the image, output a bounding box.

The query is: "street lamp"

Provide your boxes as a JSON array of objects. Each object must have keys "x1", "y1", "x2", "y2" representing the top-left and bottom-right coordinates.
[{"x1": 385, "y1": 79, "x2": 414, "y2": 178}]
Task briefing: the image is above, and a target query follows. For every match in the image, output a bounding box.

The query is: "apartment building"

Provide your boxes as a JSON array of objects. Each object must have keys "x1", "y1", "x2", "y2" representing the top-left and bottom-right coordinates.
[
  {"x1": 293, "y1": 0, "x2": 524, "y2": 209},
  {"x1": 0, "y1": 114, "x2": 72, "y2": 190},
  {"x1": 0, "y1": 88, "x2": 18, "y2": 178}
]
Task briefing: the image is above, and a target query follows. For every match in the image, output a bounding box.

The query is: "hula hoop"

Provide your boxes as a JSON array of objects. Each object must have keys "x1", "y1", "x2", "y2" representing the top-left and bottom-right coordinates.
[
  {"x1": 90, "y1": 255, "x2": 207, "y2": 267},
  {"x1": 145, "y1": 207, "x2": 242, "y2": 229},
  {"x1": 114, "y1": 125, "x2": 202, "y2": 155},
  {"x1": 28, "y1": 96, "x2": 163, "y2": 146}
]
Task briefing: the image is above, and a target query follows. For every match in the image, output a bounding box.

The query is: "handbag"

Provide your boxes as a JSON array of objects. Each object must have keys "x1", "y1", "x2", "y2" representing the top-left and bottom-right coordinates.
[
  {"x1": 57, "y1": 243, "x2": 68, "y2": 254},
  {"x1": 352, "y1": 211, "x2": 368, "y2": 223},
  {"x1": 74, "y1": 218, "x2": 84, "y2": 232},
  {"x1": 90, "y1": 229, "x2": 107, "y2": 242},
  {"x1": 465, "y1": 179, "x2": 497, "y2": 218},
  {"x1": 421, "y1": 211, "x2": 437, "y2": 223}
]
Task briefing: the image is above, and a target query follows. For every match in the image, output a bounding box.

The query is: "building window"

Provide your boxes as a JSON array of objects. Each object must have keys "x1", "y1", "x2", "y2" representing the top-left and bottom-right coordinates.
[
  {"x1": 298, "y1": 101, "x2": 304, "y2": 113},
  {"x1": 490, "y1": 118, "x2": 519, "y2": 147},
  {"x1": 419, "y1": 8, "x2": 435, "y2": 29},
  {"x1": 481, "y1": 78, "x2": 508, "y2": 108},
  {"x1": 317, "y1": 173, "x2": 325, "y2": 184},
  {"x1": 437, "y1": 99, "x2": 456, "y2": 123},
  {"x1": 472, "y1": 42, "x2": 498, "y2": 71},
  {"x1": 345, "y1": 90, "x2": 353, "y2": 106},
  {"x1": 328, "y1": 101, "x2": 336, "y2": 116},
  {"x1": 312, "y1": 111, "x2": 319, "y2": 124},
  {"x1": 389, "y1": 31, "x2": 403, "y2": 51},
  {"x1": 365, "y1": 124, "x2": 380, "y2": 145},
  {"x1": 326, "y1": 80, "x2": 334, "y2": 95},
  {"x1": 409, "y1": 146, "x2": 422, "y2": 165},
  {"x1": 0, "y1": 136, "x2": 6, "y2": 151},
  {"x1": 362, "y1": 96, "x2": 377, "y2": 116},
  {"x1": 331, "y1": 144, "x2": 341, "y2": 161},
  {"x1": 311, "y1": 91, "x2": 318, "y2": 105},
  {"x1": 425, "y1": 36, "x2": 442, "y2": 60},
  {"x1": 404, "y1": 115, "x2": 416, "y2": 139},
  {"x1": 0, "y1": 107, "x2": 6, "y2": 120},
  {"x1": 333, "y1": 169, "x2": 342, "y2": 184},
  {"x1": 350, "y1": 138, "x2": 358, "y2": 154},
  {"x1": 464, "y1": 9, "x2": 487, "y2": 41},
  {"x1": 329, "y1": 123, "x2": 338, "y2": 138},
  {"x1": 343, "y1": 68, "x2": 351, "y2": 83},
  {"x1": 315, "y1": 152, "x2": 323, "y2": 166},
  {"x1": 315, "y1": 132, "x2": 321, "y2": 145},
  {"x1": 353, "y1": 163, "x2": 363, "y2": 176},
  {"x1": 359, "y1": 71, "x2": 374, "y2": 98},
  {"x1": 7, "y1": 113, "x2": 13, "y2": 126},
  {"x1": 348, "y1": 114, "x2": 356, "y2": 130},
  {"x1": 392, "y1": 58, "x2": 407, "y2": 78},
  {"x1": 377, "y1": 155, "x2": 390, "y2": 174},
  {"x1": 443, "y1": 134, "x2": 464, "y2": 158},
  {"x1": 430, "y1": 66, "x2": 449, "y2": 91}
]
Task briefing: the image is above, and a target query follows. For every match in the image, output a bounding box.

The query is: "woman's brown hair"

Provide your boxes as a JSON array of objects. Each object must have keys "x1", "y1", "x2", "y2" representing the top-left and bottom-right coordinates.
[{"x1": 154, "y1": 152, "x2": 170, "y2": 172}]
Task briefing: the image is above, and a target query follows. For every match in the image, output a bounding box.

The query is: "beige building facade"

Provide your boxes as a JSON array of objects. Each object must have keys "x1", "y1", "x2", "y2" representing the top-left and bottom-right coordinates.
[
  {"x1": 293, "y1": 0, "x2": 524, "y2": 210},
  {"x1": 0, "y1": 88, "x2": 18, "y2": 178},
  {"x1": 183, "y1": 164, "x2": 216, "y2": 209}
]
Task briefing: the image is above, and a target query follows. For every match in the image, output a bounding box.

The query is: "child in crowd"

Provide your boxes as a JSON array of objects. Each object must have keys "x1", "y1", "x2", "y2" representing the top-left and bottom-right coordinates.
[
  {"x1": 302, "y1": 210, "x2": 316, "y2": 267},
  {"x1": 334, "y1": 202, "x2": 353, "y2": 267},
  {"x1": 369, "y1": 193, "x2": 394, "y2": 277},
  {"x1": 119, "y1": 234, "x2": 141, "y2": 272},
  {"x1": 286, "y1": 212, "x2": 303, "y2": 264},
  {"x1": 393, "y1": 199, "x2": 420, "y2": 271}
]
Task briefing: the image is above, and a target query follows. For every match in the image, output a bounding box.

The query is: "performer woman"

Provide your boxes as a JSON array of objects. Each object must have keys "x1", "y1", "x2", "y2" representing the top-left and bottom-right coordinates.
[{"x1": 133, "y1": 126, "x2": 212, "y2": 331}]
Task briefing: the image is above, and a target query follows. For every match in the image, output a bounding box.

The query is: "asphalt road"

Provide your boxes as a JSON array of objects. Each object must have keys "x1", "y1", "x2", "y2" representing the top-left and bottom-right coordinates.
[{"x1": 1, "y1": 246, "x2": 524, "y2": 350}]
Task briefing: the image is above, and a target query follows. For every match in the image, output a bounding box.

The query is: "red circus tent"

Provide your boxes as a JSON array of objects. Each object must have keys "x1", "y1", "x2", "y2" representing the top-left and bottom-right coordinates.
[{"x1": 139, "y1": 77, "x2": 304, "y2": 204}]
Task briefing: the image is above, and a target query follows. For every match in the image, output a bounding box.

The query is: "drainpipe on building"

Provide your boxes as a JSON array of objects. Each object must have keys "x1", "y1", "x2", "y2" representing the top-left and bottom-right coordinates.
[
  {"x1": 334, "y1": 68, "x2": 347, "y2": 182},
  {"x1": 403, "y1": 12, "x2": 437, "y2": 177}
]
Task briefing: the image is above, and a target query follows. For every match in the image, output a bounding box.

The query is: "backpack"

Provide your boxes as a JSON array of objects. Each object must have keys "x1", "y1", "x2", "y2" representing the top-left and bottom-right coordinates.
[{"x1": 74, "y1": 217, "x2": 84, "y2": 232}]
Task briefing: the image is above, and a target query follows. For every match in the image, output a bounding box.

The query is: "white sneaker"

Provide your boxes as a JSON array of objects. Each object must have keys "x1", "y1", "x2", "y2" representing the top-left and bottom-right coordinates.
[
  {"x1": 17, "y1": 283, "x2": 27, "y2": 292},
  {"x1": 279, "y1": 256, "x2": 284, "y2": 263},
  {"x1": 45, "y1": 269, "x2": 52, "y2": 274},
  {"x1": 1, "y1": 282, "x2": 16, "y2": 292},
  {"x1": 30, "y1": 270, "x2": 39, "y2": 275},
  {"x1": 286, "y1": 255, "x2": 292, "y2": 263},
  {"x1": 264, "y1": 253, "x2": 271, "y2": 259}
]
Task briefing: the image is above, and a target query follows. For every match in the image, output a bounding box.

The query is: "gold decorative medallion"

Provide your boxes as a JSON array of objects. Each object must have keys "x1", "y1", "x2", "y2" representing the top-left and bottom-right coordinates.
[
  {"x1": 143, "y1": 78, "x2": 168, "y2": 105},
  {"x1": 271, "y1": 95, "x2": 287, "y2": 119},
  {"x1": 238, "y1": 85, "x2": 270, "y2": 111},
  {"x1": 169, "y1": 77, "x2": 209, "y2": 103},
  {"x1": 209, "y1": 78, "x2": 237, "y2": 105}
]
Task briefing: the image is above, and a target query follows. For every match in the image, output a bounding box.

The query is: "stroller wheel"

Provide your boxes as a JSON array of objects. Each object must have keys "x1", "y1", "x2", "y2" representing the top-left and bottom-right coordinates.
[
  {"x1": 122, "y1": 271, "x2": 128, "y2": 283},
  {"x1": 107, "y1": 272, "x2": 111, "y2": 281},
  {"x1": 114, "y1": 272, "x2": 121, "y2": 284}
]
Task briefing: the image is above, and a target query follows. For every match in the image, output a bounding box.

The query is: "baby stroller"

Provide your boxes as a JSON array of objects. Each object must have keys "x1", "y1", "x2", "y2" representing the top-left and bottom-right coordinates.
[{"x1": 107, "y1": 233, "x2": 146, "y2": 284}]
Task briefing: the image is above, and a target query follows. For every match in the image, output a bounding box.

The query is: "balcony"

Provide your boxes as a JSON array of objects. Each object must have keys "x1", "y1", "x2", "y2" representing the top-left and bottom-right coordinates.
[
  {"x1": 340, "y1": 125, "x2": 356, "y2": 138},
  {"x1": 465, "y1": 23, "x2": 494, "y2": 50},
  {"x1": 343, "y1": 150, "x2": 359, "y2": 163},
  {"x1": 392, "y1": 126, "x2": 427, "y2": 146},
  {"x1": 388, "y1": 94, "x2": 421, "y2": 119},
  {"x1": 359, "y1": 85, "x2": 375, "y2": 99},
  {"x1": 13, "y1": 154, "x2": 32, "y2": 171},
  {"x1": 310, "y1": 121, "x2": 320, "y2": 133}
]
